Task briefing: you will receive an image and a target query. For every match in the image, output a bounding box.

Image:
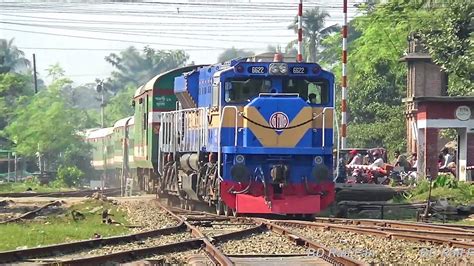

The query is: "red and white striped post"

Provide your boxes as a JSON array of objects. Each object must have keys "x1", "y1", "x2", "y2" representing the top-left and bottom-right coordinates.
[
  {"x1": 341, "y1": 0, "x2": 348, "y2": 149},
  {"x1": 297, "y1": 0, "x2": 303, "y2": 62}
]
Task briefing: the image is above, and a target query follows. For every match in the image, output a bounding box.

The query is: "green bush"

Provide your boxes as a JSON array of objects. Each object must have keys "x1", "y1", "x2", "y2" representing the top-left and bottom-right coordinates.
[
  {"x1": 433, "y1": 174, "x2": 458, "y2": 189},
  {"x1": 403, "y1": 179, "x2": 430, "y2": 200},
  {"x1": 458, "y1": 182, "x2": 474, "y2": 201},
  {"x1": 403, "y1": 177, "x2": 474, "y2": 204},
  {"x1": 55, "y1": 165, "x2": 84, "y2": 188}
]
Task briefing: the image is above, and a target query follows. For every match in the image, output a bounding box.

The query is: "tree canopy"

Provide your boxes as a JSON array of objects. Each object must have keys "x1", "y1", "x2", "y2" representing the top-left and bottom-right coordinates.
[
  {"x1": 311, "y1": 0, "x2": 472, "y2": 153},
  {"x1": 104, "y1": 46, "x2": 189, "y2": 93},
  {"x1": 0, "y1": 38, "x2": 30, "y2": 74},
  {"x1": 104, "y1": 85, "x2": 136, "y2": 124},
  {"x1": 421, "y1": 0, "x2": 473, "y2": 95},
  {"x1": 0, "y1": 73, "x2": 34, "y2": 131},
  {"x1": 217, "y1": 47, "x2": 254, "y2": 62},
  {"x1": 5, "y1": 65, "x2": 94, "y2": 174}
]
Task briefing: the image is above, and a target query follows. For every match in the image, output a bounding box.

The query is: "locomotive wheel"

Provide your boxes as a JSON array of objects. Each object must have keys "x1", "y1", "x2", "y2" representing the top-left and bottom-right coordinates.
[{"x1": 215, "y1": 200, "x2": 224, "y2": 215}]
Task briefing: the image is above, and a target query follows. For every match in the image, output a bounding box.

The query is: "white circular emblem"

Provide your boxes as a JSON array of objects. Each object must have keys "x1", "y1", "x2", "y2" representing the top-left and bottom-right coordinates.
[
  {"x1": 455, "y1": 106, "x2": 471, "y2": 121},
  {"x1": 269, "y1": 112, "x2": 289, "y2": 130}
]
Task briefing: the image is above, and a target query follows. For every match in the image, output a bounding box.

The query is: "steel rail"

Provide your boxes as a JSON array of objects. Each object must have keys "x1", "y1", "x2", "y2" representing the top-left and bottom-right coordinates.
[
  {"x1": 257, "y1": 219, "x2": 363, "y2": 266},
  {"x1": 0, "y1": 200, "x2": 61, "y2": 224},
  {"x1": 48, "y1": 239, "x2": 204, "y2": 266},
  {"x1": 0, "y1": 188, "x2": 122, "y2": 198},
  {"x1": 352, "y1": 225, "x2": 474, "y2": 240},
  {"x1": 0, "y1": 222, "x2": 187, "y2": 263},
  {"x1": 155, "y1": 200, "x2": 234, "y2": 265},
  {"x1": 311, "y1": 217, "x2": 473, "y2": 233},
  {"x1": 278, "y1": 220, "x2": 474, "y2": 240},
  {"x1": 157, "y1": 201, "x2": 348, "y2": 265},
  {"x1": 55, "y1": 224, "x2": 265, "y2": 266},
  {"x1": 274, "y1": 220, "x2": 474, "y2": 249},
  {"x1": 431, "y1": 223, "x2": 474, "y2": 231}
]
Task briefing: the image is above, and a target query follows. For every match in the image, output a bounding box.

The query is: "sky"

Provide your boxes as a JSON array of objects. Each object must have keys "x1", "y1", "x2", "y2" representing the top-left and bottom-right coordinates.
[{"x1": 0, "y1": 0, "x2": 361, "y2": 86}]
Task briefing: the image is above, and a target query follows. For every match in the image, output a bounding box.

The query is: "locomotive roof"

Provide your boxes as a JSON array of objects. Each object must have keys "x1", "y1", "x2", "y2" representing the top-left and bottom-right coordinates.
[
  {"x1": 134, "y1": 64, "x2": 209, "y2": 98},
  {"x1": 113, "y1": 116, "x2": 134, "y2": 128}
]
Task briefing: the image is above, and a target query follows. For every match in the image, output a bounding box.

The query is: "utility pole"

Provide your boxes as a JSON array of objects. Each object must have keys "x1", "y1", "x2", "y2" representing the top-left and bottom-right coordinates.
[
  {"x1": 97, "y1": 80, "x2": 107, "y2": 189},
  {"x1": 33, "y1": 54, "x2": 38, "y2": 93}
]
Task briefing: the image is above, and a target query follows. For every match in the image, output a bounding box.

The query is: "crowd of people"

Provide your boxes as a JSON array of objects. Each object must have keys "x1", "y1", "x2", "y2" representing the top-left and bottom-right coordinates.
[{"x1": 336, "y1": 147, "x2": 457, "y2": 185}]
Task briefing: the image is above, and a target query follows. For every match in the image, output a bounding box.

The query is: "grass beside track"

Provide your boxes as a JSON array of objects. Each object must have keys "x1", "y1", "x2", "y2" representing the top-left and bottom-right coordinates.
[
  {"x1": 0, "y1": 182, "x2": 74, "y2": 193},
  {"x1": 0, "y1": 199, "x2": 130, "y2": 251}
]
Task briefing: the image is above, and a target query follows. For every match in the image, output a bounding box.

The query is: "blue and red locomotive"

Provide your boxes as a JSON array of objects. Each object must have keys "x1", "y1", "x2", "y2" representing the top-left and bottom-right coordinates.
[{"x1": 85, "y1": 53, "x2": 335, "y2": 216}]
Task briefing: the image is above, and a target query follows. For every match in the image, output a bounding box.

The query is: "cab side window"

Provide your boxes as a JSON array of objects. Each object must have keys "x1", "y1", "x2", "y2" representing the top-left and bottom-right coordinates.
[
  {"x1": 307, "y1": 82, "x2": 329, "y2": 104},
  {"x1": 284, "y1": 79, "x2": 329, "y2": 104}
]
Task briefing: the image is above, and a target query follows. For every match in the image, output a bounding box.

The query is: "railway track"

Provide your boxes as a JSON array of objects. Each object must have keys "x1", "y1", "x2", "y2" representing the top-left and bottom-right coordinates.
[
  {"x1": 273, "y1": 219, "x2": 474, "y2": 246},
  {"x1": 311, "y1": 217, "x2": 474, "y2": 233},
  {"x1": 0, "y1": 198, "x2": 360, "y2": 265},
  {"x1": 271, "y1": 217, "x2": 474, "y2": 265},
  {"x1": 157, "y1": 199, "x2": 361, "y2": 266},
  {"x1": 1, "y1": 196, "x2": 472, "y2": 265},
  {"x1": 0, "y1": 188, "x2": 122, "y2": 198}
]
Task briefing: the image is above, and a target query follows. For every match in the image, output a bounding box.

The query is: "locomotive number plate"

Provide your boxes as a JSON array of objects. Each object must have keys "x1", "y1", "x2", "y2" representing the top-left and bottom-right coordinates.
[
  {"x1": 249, "y1": 66, "x2": 267, "y2": 74},
  {"x1": 291, "y1": 67, "x2": 307, "y2": 74}
]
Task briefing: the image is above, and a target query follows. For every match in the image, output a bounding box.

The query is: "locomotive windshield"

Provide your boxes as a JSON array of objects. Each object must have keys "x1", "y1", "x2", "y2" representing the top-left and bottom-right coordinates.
[
  {"x1": 223, "y1": 77, "x2": 330, "y2": 104},
  {"x1": 283, "y1": 78, "x2": 329, "y2": 104},
  {"x1": 224, "y1": 78, "x2": 272, "y2": 103}
]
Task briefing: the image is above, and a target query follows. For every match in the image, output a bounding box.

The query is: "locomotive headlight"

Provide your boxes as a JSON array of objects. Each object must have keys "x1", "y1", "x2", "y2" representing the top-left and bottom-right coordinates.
[
  {"x1": 235, "y1": 154, "x2": 245, "y2": 164},
  {"x1": 314, "y1": 156, "x2": 323, "y2": 165},
  {"x1": 269, "y1": 63, "x2": 288, "y2": 75},
  {"x1": 269, "y1": 64, "x2": 280, "y2": 74}
]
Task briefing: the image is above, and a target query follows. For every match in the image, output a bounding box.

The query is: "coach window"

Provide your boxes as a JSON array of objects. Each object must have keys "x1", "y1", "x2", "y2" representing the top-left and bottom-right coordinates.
[{"x1": 283, "y1": 79, "x2": 329, "y2": 104}]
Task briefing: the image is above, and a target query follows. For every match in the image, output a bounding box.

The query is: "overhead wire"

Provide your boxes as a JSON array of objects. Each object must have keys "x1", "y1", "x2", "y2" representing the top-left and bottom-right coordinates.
[
  {"x1": 0, "y1": 27, "x2": 231, "y2": 50},
  {"x1": 0, "y1": 0, "x2": 363, "y2": 81},
  {"x1": 0, "y1": 21, "x2": 294, "y2": 44},
  {"x1": 0, "y1": 20, "x2": 295, "y2": 37},
  {"x1": 0, "y1": 2, "x2": 364, "y2": 51}
]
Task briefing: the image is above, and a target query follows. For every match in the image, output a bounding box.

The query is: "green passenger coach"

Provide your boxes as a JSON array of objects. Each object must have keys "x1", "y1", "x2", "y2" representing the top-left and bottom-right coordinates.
[{"x1": 84, "y1": 65, "x2": 206, "y2": 192}]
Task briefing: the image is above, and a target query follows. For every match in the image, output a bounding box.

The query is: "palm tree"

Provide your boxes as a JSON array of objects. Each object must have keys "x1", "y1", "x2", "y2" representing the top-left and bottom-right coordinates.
[
  {"x1": 0, "y1": 38, "x2": 31, "y2": 73},
  {"x1": 105, "y1": 46, "x2": 189, "y2": 92},
  {"x1": 287, "y1": 7, "x2": 339, "y2": 63}
]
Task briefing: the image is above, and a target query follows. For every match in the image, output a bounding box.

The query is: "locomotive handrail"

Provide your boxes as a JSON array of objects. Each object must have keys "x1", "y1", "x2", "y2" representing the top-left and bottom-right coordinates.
[
  {"x1": 217, "y1": 106, "x2": 239, "y2": 180},
  {"x1": 321, "y1": 107, "x2": 333, "y2": 148}
]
